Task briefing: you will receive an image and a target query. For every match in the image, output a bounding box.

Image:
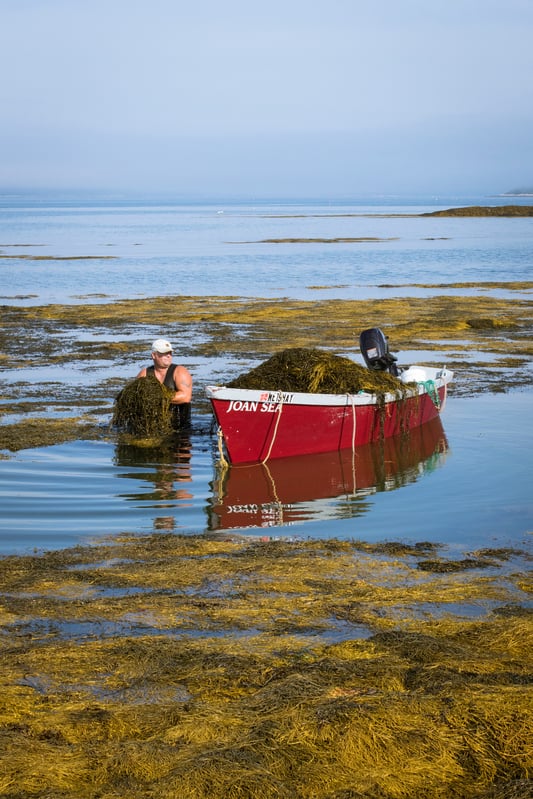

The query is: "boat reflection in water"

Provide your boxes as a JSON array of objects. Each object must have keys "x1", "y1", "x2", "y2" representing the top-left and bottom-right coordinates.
[{"x1": 208, "y1": 417, "x2": 449, "y2": 532}]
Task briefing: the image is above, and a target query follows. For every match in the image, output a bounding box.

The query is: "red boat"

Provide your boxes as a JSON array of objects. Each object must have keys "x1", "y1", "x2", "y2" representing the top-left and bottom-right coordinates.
[
  {"x1": 206, "y1": 364, "x2": 453, "y2": 464},
  {"x1": 208, "y1": 416, "x2": 449, "y2": 531},
  {"x1": 206, "y1": 330, "x2": 453, "y2": 464}
]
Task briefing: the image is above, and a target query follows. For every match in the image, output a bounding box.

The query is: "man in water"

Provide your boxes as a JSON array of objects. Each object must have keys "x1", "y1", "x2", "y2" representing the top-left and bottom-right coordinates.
[{"x1": 137, "y1": 338, "x2": 193, "y2": 430}]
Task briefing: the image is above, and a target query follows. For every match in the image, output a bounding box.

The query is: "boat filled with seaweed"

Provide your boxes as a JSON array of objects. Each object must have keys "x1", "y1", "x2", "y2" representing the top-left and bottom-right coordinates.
[{"x1": 206, "y1": 328, "x2": 453, "y2": 464}]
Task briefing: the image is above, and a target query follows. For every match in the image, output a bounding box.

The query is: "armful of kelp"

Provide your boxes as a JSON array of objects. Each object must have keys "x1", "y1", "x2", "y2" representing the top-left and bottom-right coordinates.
[
  {"x1": 205, "y1": 328, "x2": 454, "y2": 464},
  {"x1": 112, "y1": 376, "x2": 192, "y2": 440}
]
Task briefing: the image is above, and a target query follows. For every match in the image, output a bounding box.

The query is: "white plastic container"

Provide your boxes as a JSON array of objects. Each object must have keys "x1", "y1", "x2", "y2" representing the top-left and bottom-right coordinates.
[{"x1": 400, "y1": 366, "x2": 429, "y2": 384}]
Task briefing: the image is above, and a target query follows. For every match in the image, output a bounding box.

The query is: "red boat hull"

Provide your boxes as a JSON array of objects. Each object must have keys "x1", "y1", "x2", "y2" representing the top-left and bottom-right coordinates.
[{"x1": 206, "y1": 367, "x2": 452, "y2": 464}]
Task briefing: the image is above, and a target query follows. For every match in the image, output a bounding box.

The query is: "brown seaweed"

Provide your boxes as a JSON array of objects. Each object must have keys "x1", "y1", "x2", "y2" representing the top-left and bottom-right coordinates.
[
  {"x1": 1, "y1": 534, "x2": 532, "y2": 799},
  {"x1": 112, "y1": 376, "x2": 174, "y2": 437},
  {"x1": 227, "y1": 347, "x2": 405, "y2": 395}
]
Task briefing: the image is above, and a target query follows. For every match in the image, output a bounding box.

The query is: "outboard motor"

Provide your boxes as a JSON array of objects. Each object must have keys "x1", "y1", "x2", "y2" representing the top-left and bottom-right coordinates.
[{"x1": 359, "y1": 328, "x2": 399, "y2": 376}]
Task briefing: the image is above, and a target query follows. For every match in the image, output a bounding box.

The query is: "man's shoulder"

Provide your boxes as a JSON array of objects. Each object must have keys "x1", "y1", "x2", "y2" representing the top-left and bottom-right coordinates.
[{"x1": 171, "y1": 363, "x2": 191, "y2": 376}]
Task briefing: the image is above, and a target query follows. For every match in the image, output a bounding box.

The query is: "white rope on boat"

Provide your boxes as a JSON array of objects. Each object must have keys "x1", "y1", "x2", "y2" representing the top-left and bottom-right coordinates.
[
  {"x1": 261, "y1": 392, "x2": 284, "y2": 464},
  {"x1": 216, "y1": 425, "x2": 229, "y2": 468},
  {"x1": 349, "y1": 394, "x2": 357, "y2": 496},
  {"x1": 441, "y1": 380, "x2": 447, "y2": 412},
  {"x1": 350, "y1": 394, "x2": 357, "y2": 452},
  {"x1": 439, "y1": 368, "x2": 448, "y2": 412}
]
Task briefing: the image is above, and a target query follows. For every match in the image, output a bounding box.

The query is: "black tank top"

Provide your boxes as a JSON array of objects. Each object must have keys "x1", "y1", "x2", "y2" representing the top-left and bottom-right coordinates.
[{"x1": 146, "y1": 364, "x2": 191, "y2": 430}]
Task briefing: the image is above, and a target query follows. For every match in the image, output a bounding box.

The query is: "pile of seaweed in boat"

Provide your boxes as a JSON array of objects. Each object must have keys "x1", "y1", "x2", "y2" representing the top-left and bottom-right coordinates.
[
  {"x1": 112, "y1": 376, "x2": 174, "y2": 436},
  {"x1": 227, "y1": 347, "x2": 406, "y2": 395}
]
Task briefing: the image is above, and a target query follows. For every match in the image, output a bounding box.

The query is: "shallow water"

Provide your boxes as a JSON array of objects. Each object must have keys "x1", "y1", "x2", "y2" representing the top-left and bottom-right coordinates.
[{"x1": 1, "y1": 391, "x2": 531, "y2": 556}]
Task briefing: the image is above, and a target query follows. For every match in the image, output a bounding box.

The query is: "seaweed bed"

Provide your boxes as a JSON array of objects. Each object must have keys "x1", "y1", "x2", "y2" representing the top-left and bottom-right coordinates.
[
  {"x1": 2, "y1": 286, "x2": 532, "y2": 452},
  {"x1": 0, "y1": 534, "x2": 532, "y2": 798}
]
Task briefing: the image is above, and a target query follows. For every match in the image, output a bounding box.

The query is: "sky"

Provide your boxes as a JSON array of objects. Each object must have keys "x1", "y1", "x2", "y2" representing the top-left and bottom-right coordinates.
[{"x1": 1, "y1": 0, "x2": 532, "y2": 198}]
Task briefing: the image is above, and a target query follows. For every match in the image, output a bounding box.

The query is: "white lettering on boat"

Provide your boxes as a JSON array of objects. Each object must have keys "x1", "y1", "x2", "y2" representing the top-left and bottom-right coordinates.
[
  {"x1": 260, "y1": 402, "x2": 282, "y2": 413},
  {"x1": 226, "y1": 400, "x2": 259, "y2": 412},
  {"x1": 226, "y1": 392, "x2": 295, "y2": 413},
  {"x1": 226, "y1": 399, "x2": 286, "y2": 413}
]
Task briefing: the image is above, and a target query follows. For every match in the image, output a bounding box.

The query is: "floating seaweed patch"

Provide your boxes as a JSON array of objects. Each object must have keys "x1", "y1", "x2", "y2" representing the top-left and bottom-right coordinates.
[
  {"x1": 112, "y1": 376, "x2": 174, "y2": 437},
  {"x1": 466, "y1": 317, "x2": 517, "y2": 330},
  {"x1": 416, "y1": 558, "x2": 496, "y2": 572}
]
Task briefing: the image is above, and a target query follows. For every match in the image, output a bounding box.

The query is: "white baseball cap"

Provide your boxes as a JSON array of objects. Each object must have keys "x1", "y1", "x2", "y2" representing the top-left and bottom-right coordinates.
[{"x1": 152, "y1": 338, "x2": 173, "y2": 354}]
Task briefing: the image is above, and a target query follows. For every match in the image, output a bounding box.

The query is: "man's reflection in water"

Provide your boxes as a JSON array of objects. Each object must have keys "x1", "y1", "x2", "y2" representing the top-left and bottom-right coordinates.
[
  {"x1": 153, "y1": 515, "x2": 177, "y2": 531},
  {"x1": 152, "y1": 435, "x2": 193, "y2": 499},
  {"x1": 114, "y1": 433, "x2": 193, "y2": 531},
  {"x1": 152, "y1": 435, "x2": 193, "y2": 530}
]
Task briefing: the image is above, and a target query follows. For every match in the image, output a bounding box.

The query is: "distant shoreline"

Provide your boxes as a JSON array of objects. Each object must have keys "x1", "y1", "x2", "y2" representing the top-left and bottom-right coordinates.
[
  {"x1": 256, "y1": 205, "x2": 533, "y2": 220},
  {"x1": 422, "y1": 204, "x2": 533, "y2": 217}
]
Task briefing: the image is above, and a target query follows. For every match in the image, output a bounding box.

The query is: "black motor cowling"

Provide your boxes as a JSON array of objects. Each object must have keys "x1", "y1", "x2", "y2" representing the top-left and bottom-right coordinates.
[{"x1": 359, "y1": 328, "x2": 399, "y2": 376}]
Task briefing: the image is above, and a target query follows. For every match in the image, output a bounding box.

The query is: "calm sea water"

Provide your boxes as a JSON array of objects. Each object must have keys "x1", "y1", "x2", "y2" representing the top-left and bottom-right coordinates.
[
  {"x1": 0, "y1": 193, "x2": 532, "y2": 555},
  {"x1": 1, "y1": 192, "x2": 532, "y2": 304}
]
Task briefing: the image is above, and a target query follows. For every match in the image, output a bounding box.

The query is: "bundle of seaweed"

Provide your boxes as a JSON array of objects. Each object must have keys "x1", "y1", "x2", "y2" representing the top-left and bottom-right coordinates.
[
  {"x1": 112, "y1": 376, "x2": 174, "y2": 437},
  {"x1": 227, "y1": 347, "x2": 405, "y2": 395}
]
